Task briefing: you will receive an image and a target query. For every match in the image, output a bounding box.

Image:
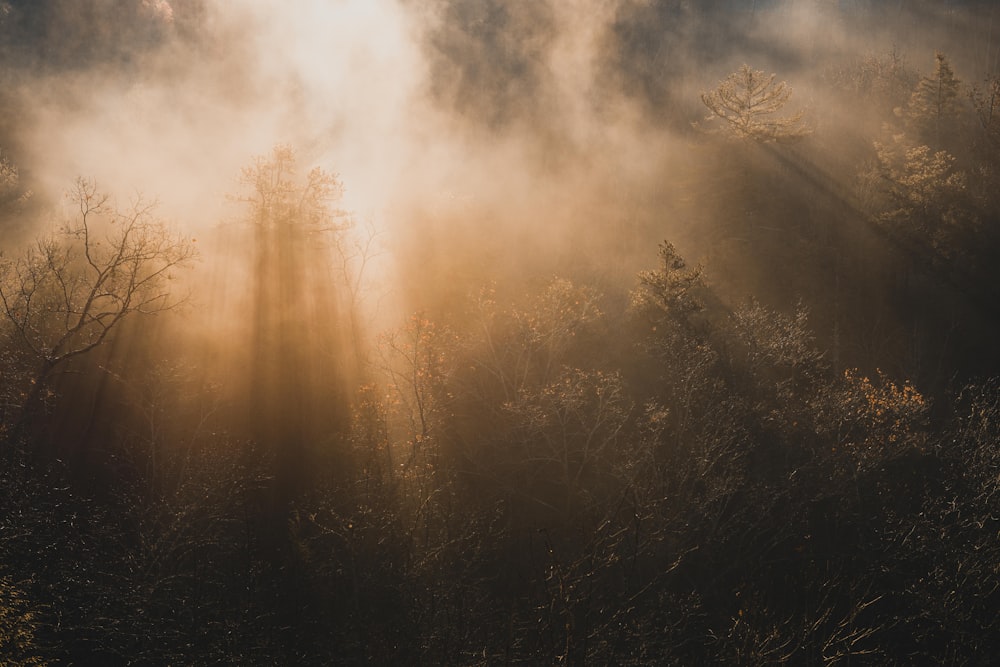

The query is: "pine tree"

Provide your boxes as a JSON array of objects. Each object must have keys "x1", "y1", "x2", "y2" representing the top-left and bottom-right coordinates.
[
  {"x1": 906, "y1": 52, "x2": 962, "y2": 148},
  {"x1": 699, "y1": 64, "x2": 810, "y2": 142}
]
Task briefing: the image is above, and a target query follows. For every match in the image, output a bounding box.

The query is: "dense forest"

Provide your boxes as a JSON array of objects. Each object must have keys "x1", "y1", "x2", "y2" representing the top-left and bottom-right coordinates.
[{"x1": 2, "y1": 0, "x2": 1000, "y2": 664}]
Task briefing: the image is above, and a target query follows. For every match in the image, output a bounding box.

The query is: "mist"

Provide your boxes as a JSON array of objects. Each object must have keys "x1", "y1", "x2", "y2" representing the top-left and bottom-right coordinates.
[
  {"x1": 3, "y1": 1, "x2": 1000, "y2": 663},
  {"x1": 3, "y1": 1, "x2": 996, "y2": 301}
]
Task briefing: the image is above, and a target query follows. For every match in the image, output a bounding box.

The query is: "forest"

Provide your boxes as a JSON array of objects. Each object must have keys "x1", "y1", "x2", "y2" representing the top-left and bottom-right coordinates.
[{"x1": 1, "y1": 0, "x2": 1000, "y2": 664}]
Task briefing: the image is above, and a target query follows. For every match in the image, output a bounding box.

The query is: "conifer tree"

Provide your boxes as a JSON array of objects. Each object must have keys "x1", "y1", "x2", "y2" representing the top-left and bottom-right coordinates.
[
  {"x1": 906, "y1": 52, "x2": 962, "y2": 148},
  {"x1": 699, "y1": 64, "x2": 810, "y2": 142}
]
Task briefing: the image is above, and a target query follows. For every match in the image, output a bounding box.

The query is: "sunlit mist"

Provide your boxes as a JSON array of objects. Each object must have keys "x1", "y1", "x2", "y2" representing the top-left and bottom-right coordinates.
[{"x1": 2, "y1": 1, "x2": 1000, "y2": 663}]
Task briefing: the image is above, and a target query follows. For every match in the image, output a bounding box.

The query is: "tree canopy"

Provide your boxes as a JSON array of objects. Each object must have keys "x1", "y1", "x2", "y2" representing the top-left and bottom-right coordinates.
[
  {"x1": 906, "y1": 51, "x2": 962, "y2": 148},
  {"x1": 699, "y1": 64, "x2": 810, "y2": 141}
]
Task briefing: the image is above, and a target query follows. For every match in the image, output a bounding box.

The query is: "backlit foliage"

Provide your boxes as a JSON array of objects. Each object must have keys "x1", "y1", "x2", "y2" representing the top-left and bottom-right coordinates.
[
  {"x1": 867, "y1": 137, "x2": 975, "y2": 258},
  {"x1": 0, "y1": 575, "x2": 43, "y2": 666},
  {"x1": 631, "y1": 241, "x2": 705, "y2": 324},
  {"x1": 732, "y1": 299, "x2": 825, "y2": 381},
  {"x1": 465, "y1": 278, "x2": 604, "y2": 402},
  {"x1": 821, "y1": 369, "x2": 928, "y2": 473},
  {"x1": 700, "y1": 64, "x2": 810, "y2": 142},
  {"x1": 237, "y1": 145, "x2": 346, "y2": 234}
]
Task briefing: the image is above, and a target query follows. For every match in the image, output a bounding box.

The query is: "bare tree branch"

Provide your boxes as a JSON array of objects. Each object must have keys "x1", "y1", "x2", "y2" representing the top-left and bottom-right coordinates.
[{"x1": 0, "y1": 178, "x2": 196, "y2": 409}]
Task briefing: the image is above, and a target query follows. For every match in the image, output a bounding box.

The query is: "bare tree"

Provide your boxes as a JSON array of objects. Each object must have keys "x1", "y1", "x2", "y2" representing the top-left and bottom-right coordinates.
[
  {"x1": 970, "y1": 75, "x2": 1000, "y2": 150},
  {"x1": 0, "y1": 178, "x2": 195, "y2": 418}
]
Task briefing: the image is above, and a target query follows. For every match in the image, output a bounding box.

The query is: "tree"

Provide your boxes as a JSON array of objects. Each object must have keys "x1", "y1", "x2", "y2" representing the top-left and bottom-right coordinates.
[
  {"x1": 970, "y1": 75, "x2": 1000, "y2": 152},
  {"x1": 0, "y1": 151, "x2": 20, "y2": 199},
  {"x1": 0, "y1": 574, "x2": 43, "y2": 666},
  {"x1": 0, "y1": 178, "x2": 195, "y2": 423},
  {"x1": 0, "y1": 150, "x2": 32, "y2": 221},
  {"x1": 866, "y1": 136, "x2": 974, "y2": 259},
  {"x1": 630, "y1": 241, "x2": 707, "y2": 332},
  {"x1": 376, "y1": 313, "x2": 453, "y2": 470},
  {"x1": 906, "y1": 52, "x2": 962, "y2": 148},
  {"x1": 827, "y1": 48, "x2": 915, "y2": 112},
  {"x1": 699, "y1": 64, "x2": 810, "y2": 142},
  {"x1": 501, "y1": 368, "x2": 631, "y2": 514},
  {"x1": 226, "y1": 145, "x2": 359, "y2": 504},
  {"x1": 815, "y1": 369, "x2": 928, "y2": 477},
  {"x1": 459, "y1": 278, "x2": 604, "y2": 404}
]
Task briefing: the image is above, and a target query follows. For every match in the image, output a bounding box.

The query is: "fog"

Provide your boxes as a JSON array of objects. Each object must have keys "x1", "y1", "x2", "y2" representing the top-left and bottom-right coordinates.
[
  {"x1": 2, "y1": 1, "x2": 995, "y2": 294},
  {"x1": 1, "y1": 4, "x2": 989, "y2": 282},
  {"x1": 3, "y1": 2, "x2": 1000, "y2": 662},
  {"x1": 3, "y1": 0, "x2": 998, "y2": 462}
]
